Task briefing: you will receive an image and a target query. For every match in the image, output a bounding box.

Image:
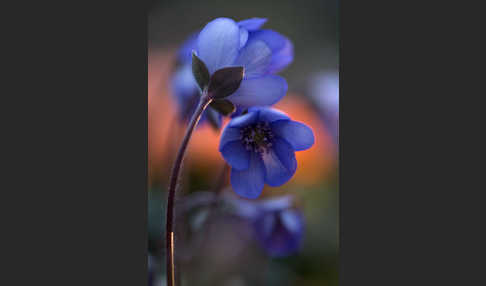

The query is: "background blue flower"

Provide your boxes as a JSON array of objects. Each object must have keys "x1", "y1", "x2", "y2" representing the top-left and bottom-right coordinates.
[
  {"x1": 231, "y1": 195, "x2": 304, "y2": 257},
  {"x1": 170, "y1": 18, "x2": 294, "y2": 125},
  {"x1": 219, "y1": 107, "x2": 314, "y2": 198},
  {"x1": 309, "y1": 71, "x2": 339, "y2": 144}
]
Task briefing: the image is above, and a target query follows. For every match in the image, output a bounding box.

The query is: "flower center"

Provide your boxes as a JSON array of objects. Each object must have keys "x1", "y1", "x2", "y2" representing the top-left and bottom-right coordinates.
[{"x1": 241, "y1": 122, "x2": 274, "y2": 153}]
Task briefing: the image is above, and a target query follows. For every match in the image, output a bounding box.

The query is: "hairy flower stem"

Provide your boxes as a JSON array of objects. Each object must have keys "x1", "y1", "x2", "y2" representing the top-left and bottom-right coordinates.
[{"x1": 166, "y1": 91, "x2": 212, "y2": 286}]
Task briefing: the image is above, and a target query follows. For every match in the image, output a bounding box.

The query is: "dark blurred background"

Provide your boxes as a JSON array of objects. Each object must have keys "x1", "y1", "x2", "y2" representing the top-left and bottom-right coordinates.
[{"x1": 148, "y1": 1, "x2": 338, "y2": 285}]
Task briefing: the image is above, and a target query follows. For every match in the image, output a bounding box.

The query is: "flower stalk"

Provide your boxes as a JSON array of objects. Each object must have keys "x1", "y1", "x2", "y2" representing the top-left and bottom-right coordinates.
[{"x1": 165, "y1": 90, "x2": 212, "y2": 286}]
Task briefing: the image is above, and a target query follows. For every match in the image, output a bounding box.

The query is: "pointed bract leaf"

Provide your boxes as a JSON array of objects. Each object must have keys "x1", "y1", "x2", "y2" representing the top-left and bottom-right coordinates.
[
  {"x1": 192, "y1": 51, "x2": 210, "y2": 91},
  {"x1": 208, "y1": 66, "x2": 245, "y2": 99},
  {"x1": 210, "y1": 99, "x2": 236, "y2": 116}
]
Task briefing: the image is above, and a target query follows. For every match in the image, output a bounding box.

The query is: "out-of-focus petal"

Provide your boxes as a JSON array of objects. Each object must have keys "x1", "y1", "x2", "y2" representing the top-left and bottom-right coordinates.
[
  {"x1": 238, "y1": 18, "x2": 267, "y2": 31},
  {"x1": 280, "y1": 209, "x2": 302, "y2": 233},
  {"x1": 231, "y1": 152, "x2": 265, "y2": 199},
  {"x1": 177, "y1": 32, "x2": 199, "y2": 64},
  {"x1": 228, "y1": 75, "x2": 287, "y2": 108},
  {"x1": 196, "y1": 18, "x2": 240, "y2": 74},
  {"x1": 271, "y1": 120, "x2": 315, "y2": 151},
  {"x1": 219, "y1": 126, "x2": 242, "y2": 151},
  {"x1": 234, "y1": 40, "x2": 272, "y2": 79},
  {"x1": 170, "y1": 64, "x2": 200, "y2": 120},
  {"x1": 230, "y1": 198, "x2": 260, "y2": 219},
  {"x1": 261, "y1": 138, "x2": 296, "y2": 186},
  {"x1": 259, "y1": 195, "x2": 293, "y2": 212},
  {"x1": 170, "y1": 65, "x2": 197, "y2": 102},
  {"x1": 248, "y1": 30, "x2": 294, "y2": 73},
  {"x1": 220, "y1": 141, "x2": 250, "y2": 171}
]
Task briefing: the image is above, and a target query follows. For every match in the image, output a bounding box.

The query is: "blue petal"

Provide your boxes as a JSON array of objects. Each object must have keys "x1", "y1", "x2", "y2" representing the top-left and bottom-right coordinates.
[
  {"x1": 170, "y1": 65, "x2": 200, "y2": 120},
  {"x1": 235, "y1": 40, "x2": 272, "y2": 79},
  {"x1": 271, "y1": 120, "x2": 315, "y2": 151},
  {"x1": 220, "y1": 141, "x2": 250, "y2": 171},
  {"x1": 231, "y1": 199, "x2": 260, "y2": 219},
  {"x1": 177, "y1": 32, "x2": 199, "y2": 64},
  {"x1": 261, "y1": 138, "x2": 297, "y2": 186},
  {"x1": 253, "y1": 107, "x2": 290, "y2": 123},
  {"x1": 227, "y1": 110, "x2": 259, "y2": 128},
  {"x1": 247, "y1": 30, "x2": 294, "y2": 73},
  {"x1": 219, "y1": 126, "x2": 242, "y2": 151},
  {"x1": 171, "y1": 65, "x2": 197, "y2": 101},
  {"x1": 230, "y1": 152, "x2": 265, "y2": 199},
  {"x1": 196, "y1": 18, "x2": 240, "y2": 74},
  {"x1": 238, "y1": 18, "x2": 267, "y2": 31},
  {"x1": 228, "y1": 75, "x2": 288, "y2": 108},
  {"x1": 239, "y1": 27, "x2": 249, "y2": 48}
]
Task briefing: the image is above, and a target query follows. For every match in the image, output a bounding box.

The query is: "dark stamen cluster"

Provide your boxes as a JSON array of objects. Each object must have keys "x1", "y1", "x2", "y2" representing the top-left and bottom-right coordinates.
[{"x1": 240, "y1": 122, "x2": 274, "y2": 153}]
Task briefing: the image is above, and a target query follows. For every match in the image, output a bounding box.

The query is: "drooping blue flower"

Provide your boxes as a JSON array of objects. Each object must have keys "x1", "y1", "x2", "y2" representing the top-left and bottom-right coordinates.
[
  {"x1": 170, "y1": 17, "x2": 293, "y2": 125},
  {"x1": 219, "y1": 107, "x2": 314, "y2": 199},
  {"x1": 231, "y1": 195, "x2": 304, "y2": 257},
  {"x1": 177, "y1": 17, "x2": 291, "y2": 70}
]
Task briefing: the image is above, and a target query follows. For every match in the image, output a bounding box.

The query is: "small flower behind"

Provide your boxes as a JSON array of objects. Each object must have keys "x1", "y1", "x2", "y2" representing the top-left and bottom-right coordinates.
[
  {"x1": 232, "y1": 195, "x2": 304, "y2": 257},
  {"x1": 309, "y1": 71, "x2": 339, "y2": 143},
  {"x1": 219, "y1": 107, "x2": 314, "y2": 199}
]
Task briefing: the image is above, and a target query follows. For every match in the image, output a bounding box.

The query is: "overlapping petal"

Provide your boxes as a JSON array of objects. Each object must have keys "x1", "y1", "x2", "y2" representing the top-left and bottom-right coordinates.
[
  {"x1": 238, "y1": 18, "x2": 267, "y2": 31},
  {"x1": 219, "y1": 126, "x2": 242, "y2": 151},
  {"x1": 220, "y1": 141, "x2": 250, "y2": 170},
  {"x1": 271, "y1": 120, "x2": 315, "y2": 151},
  {"x1": 231, "y1": 152, "x2": 266, "y2": 198},
  {"x1": 234, "y1": 40, "x2": 272, "y2": 79},
  {"x1": 196, "y1": 18, "x2": 240, "y2": 74},
  {"x1": 247, "y1": 30, "x2": 294, "y2": 74},
  {"x1": 261, "y1": 138, "x2": 297, "y2": 186},
  {"x1": 227, "y1": 75, "x2": 288, "y2": 108}
]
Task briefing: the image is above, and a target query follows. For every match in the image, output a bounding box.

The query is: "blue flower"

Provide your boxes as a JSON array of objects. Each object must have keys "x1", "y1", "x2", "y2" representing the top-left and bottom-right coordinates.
[
  {"x1": 177, "y1": 18, "x2": 293, "y2": 73},
  {"x1": 232, "y1": 195, "x2": 304, "y2": 257},
  {"x1": 219, "y1": 107, "x2": 314, "y2": 198},
  {"x1": 170, "y1": 17, "x2": 294, "y2": 124}
]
